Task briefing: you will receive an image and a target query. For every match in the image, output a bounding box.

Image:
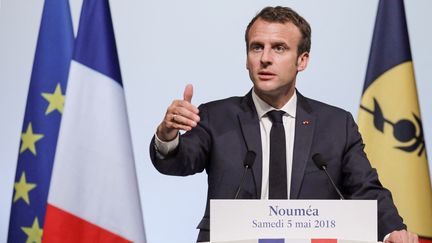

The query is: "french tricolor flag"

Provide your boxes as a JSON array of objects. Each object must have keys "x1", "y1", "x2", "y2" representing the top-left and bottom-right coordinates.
[
  {"x1": 43, "y1": 0, "x2": 145, "y2": 242},
  {"x1": 219, "y1": 239, "x2": 371, "y2": 243},
  {"x1": 258, "y1": 239, "x2": 337, "y2": 243}
]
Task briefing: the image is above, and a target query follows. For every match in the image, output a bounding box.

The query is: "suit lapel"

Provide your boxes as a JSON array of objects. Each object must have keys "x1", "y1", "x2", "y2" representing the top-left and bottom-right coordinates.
[
  {"x1": 238, "y1": 92, "x2": 262, "y2": 198},
  {"x1": 290, "y1": 93, "x2": 316, "y2": 199}
]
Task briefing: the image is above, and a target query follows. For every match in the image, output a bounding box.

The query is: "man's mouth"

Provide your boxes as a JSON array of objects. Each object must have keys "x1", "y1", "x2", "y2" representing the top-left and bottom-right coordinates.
[{"x1": 258, "y1": 71, "x2": 276, "y2": 80}]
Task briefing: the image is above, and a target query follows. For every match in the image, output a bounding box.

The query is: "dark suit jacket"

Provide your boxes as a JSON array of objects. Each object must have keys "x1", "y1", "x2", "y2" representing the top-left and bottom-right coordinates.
[{"x1": 150, "y1": 91, "x2": 405, "y2": 242}]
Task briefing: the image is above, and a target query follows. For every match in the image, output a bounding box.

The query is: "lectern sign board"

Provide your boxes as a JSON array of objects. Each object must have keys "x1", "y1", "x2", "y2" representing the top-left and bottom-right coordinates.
[
  {"x1": 206, "y1": 239, "x2": 377, "y2": 243},
  {"x1": 210, "y1": 200, "x2": 377, "y2": 242}
]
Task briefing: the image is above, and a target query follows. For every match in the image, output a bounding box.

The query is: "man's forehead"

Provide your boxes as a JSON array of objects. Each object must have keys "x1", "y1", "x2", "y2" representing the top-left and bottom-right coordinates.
[
  {"x1": 250, "y1": 19, "x2": 299, "y2": 32},
  {"x1": 248, "y1": 20, "x2": 301, "y2": 43}
]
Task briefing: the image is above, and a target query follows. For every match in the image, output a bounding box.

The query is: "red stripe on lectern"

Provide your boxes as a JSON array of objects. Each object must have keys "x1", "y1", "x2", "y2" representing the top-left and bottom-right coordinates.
[
  {"x1": 43, "y1": 204, "x2": 131, "y2": 243},
  {"x1": 420, "y1": 237, "x2": 432, "y2": 243},
  {"x1": 311, "y1": 239, "x2": 337, "y2": 243}
]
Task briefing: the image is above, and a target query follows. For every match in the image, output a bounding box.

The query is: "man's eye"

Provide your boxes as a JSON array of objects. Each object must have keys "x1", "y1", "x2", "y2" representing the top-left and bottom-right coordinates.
[
  {"x1": 274, "y1": 45, "x2": 286, "y2": 53},
  {"x1": 250, "y1": 45, "x2": 263, "y2": 51}
]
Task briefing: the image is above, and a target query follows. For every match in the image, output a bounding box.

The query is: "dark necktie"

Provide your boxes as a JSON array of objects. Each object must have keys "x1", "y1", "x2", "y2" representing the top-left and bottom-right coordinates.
[{"x1": 267, "y1": 110, "x2": 288, "y2": 199}]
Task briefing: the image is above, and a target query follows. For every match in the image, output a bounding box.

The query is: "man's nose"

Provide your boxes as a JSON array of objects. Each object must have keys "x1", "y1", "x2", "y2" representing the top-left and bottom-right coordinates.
[{"x1": 260, "y1": 48, "x2": 272, "y2": 66}]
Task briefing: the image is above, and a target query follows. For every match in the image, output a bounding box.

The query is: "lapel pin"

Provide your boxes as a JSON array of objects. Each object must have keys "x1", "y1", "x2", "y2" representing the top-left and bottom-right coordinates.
[{"x1": 302, "y1": 120, "x2": 311, "y2": 125}]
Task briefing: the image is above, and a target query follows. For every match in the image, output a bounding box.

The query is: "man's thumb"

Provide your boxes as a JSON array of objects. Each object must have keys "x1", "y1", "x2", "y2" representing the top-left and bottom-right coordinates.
[{"x1": 183, "y1": 84, "x2": 193, "y2": 102}]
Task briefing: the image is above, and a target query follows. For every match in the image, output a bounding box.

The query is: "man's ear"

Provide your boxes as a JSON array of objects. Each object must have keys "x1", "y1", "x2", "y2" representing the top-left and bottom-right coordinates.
[{"x1": 297, "y1": 52, "x2": 309, "y2": 72}]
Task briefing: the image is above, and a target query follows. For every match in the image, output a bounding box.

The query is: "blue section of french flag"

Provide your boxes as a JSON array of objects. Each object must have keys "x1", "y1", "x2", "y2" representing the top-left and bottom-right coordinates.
[
  {"x1": 259, "y1": 239, "x2": 285, "y2": 243},
  {"x1": 73, "y1": 0, "x2": 122, "y2": 85}
]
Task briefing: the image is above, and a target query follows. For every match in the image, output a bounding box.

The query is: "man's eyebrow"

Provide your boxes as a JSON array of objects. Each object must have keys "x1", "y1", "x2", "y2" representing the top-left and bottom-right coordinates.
[
  {"x1": 271, "y1": 41, "x2": 289, "y2": 46},
  {"x1": 248, "y1": 41, "x2": 263, "y2": 46}
]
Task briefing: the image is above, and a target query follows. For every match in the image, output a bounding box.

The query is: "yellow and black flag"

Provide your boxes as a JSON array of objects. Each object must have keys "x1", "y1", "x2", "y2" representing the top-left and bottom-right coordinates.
[{"x1": 358, "y1": 0, "x2": 432, "y2": 241}]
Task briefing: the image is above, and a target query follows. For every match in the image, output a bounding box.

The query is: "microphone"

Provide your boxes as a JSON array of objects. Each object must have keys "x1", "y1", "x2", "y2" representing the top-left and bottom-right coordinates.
[
  {"x1": 312, "y1": 153, "x2": 345, "y2": 200},
  {"x1": 234, "y1": 151, "x2": 257, "y2": 199}
]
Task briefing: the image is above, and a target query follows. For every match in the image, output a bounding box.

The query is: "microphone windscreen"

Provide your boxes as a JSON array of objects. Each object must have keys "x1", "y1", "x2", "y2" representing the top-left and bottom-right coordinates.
[
  {"x1": 243, "y1": 151, "x2": 256, "y2": 167},
  {"x1": 312, "y1": 153, "x2": 327, "y2": 169}
]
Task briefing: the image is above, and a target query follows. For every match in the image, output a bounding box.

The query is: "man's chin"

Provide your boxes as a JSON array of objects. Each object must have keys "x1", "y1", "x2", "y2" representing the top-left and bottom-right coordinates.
[
  {"x1": 254, "y1": 85, "x2": 294, "y2": 99},
  {"x1": 253, "y1": 82, "x2": 279, "y2": 92},
  {"x1": 253, "y1": 88, "x2": 280, "y2": 98}
]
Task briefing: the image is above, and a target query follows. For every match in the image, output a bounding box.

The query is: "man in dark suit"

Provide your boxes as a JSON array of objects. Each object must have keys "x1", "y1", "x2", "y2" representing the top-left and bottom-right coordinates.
[{"x1": 150, "y1": 6, "x2": 418, "y2": 243}]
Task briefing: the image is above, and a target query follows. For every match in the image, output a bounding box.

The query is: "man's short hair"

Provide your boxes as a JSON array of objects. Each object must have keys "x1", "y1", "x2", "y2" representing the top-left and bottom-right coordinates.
[{"x1": 245, "y1": 6, "x2": 312, "y2": 55}]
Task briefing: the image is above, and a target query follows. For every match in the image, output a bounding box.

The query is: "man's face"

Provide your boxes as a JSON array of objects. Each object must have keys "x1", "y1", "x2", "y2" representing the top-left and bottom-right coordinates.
[{"x1": 246, "y1": 18, "x2": 309, "y2": 106}]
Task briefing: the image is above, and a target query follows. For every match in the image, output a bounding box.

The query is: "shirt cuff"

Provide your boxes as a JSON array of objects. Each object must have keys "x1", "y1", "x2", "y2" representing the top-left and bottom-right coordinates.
[
  {"x1": 382, "y1": 232, "x2": 390, "y2": 242},
  {"x1": 154, "y1": 132, "x2": 179, "y2": 156}
]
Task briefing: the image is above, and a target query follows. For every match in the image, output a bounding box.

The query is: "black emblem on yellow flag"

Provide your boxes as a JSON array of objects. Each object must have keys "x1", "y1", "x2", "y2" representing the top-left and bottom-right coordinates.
[{"x1": 360, "y1": 98, "x2": 425, "y2": 156}]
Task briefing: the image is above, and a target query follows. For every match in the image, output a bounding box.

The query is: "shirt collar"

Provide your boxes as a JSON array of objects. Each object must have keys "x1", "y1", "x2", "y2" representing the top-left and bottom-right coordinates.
[{"x1": 252, "y1": 89, "x2": 297, "y2": 119}]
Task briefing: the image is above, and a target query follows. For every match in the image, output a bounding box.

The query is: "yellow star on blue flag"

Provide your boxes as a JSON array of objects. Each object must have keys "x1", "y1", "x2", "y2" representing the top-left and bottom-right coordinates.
[
  {"x1": 41, "y1": 83, "x2": 65, "y2": 115},
  {"x1": 21, "y1": 218, "x2": 43, "y2": 243},
  {"x1": 13, "y1": 172, "x2": 37, "y2": 205},
  {"x1": 20, "y1": 123, "x2": 44, "y2": 156}
]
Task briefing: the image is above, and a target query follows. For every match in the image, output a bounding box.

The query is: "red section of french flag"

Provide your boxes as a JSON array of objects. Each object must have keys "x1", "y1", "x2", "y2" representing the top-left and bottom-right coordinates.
[
  {"x1": 42, "y1": 204, "x2": 131, "y2": 243},
  {"x1": 311, "y1": 239, "x2": 337, "y2": 243}
]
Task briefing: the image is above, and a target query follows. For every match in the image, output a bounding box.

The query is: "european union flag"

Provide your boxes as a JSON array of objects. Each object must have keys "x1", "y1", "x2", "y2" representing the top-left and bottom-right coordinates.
[{"x1": 7, "y1": 0, "x2": 74, "y2": 242}]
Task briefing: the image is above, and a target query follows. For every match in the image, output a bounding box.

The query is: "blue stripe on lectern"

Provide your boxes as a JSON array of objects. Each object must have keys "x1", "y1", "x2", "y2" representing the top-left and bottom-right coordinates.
[{"x1": 259, "y1": 239, "x2": 284, "y2": 243}]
